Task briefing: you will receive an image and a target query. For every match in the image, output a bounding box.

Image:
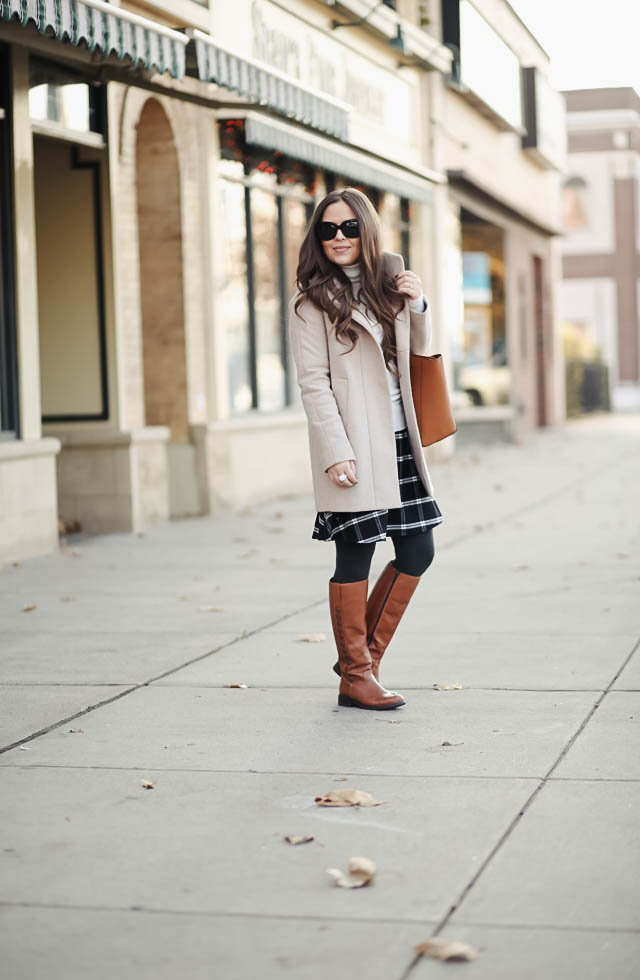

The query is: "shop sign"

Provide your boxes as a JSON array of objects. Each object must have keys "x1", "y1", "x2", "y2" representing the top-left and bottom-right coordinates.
[
  {"x1": 249, "y1": 0, "x2": 413, "y2": 155},
  {"x1": 522, "y1": 67, "x2": 567, "y2": 171},
  {"x1": 458, "y1": 0, "x2": 522, "y2": 131}
]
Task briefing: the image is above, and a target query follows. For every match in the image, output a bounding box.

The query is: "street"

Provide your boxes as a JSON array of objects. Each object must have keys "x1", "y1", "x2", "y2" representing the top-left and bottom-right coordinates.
[{"x1": 1, "y1": 413, "x2": 639, "y2": 979}]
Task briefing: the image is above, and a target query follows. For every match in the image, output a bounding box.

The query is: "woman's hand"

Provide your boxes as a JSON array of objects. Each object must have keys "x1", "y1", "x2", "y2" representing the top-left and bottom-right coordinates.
[
  {"x1": 395, "y1": 270, "x2": 423, "y2": 301},
  {"x1": 327, "y1": 460, "x2": 358, "y2": 487}
]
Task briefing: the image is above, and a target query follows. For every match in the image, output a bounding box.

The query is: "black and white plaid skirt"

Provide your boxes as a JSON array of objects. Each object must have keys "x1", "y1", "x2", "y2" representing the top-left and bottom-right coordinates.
[{"x1": 313, "y1": 428, "x2": 444, "y2": 544}]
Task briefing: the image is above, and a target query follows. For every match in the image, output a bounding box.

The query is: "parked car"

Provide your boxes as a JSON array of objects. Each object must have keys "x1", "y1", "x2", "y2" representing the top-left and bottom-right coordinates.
[{"x1": 458, "y1": 353, "x2": 510, "y2": 406}]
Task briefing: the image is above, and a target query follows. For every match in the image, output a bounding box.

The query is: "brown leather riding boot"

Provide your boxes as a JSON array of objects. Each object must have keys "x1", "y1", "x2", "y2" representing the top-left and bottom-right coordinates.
[
  {"x1": 329, "y1": 579, "x2": 405, "y2": 710},
  {"x1": 367, "y1": 563, "x2": 420, "y2": 680},
  {"x1": 332, "y1": 563, "x2": 420, "y2": 682}
]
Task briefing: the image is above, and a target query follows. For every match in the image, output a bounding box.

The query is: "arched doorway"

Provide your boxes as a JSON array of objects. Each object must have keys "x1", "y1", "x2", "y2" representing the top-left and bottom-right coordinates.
[{"x1": 135, "y1": 99, "x2": 197, "y2": 516}]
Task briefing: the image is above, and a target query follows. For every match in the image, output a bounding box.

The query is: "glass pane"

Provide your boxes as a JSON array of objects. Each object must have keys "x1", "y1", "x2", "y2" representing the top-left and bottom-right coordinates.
[
  {"x1": 379, "y1": 192, "x2": 402, "y2": 255},
  {"x1": 217, "y1": 179, "x2": 252, "y2": 414},
  {"x1": 29, "y1": 58, "x2": 100, "y2": 134},
  {"x1": 455, "y1": 214, "x2": 510, "y2": 409},
  {"x1": 282, "y1": 196, "x2": 310, "y2": 406},
  {"x1": 252, "y1": 188, "x2": 285, "y2": 412}
]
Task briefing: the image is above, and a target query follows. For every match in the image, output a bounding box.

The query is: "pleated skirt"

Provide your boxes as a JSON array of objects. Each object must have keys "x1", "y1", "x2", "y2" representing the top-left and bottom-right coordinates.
[{"x1": 312, "y1": 428, "x2": 444, "y2": 544}]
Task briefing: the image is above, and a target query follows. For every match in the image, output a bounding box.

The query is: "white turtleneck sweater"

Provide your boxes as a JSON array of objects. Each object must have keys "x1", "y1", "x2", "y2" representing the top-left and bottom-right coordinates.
[{"x1": 343, "y1": 263, "x2": 426, "y2": 431}]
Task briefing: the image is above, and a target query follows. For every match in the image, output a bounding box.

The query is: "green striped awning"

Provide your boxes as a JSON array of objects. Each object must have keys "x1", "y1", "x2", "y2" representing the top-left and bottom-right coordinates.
[
  {"x1": 1, "y1": 0, "x2": 188, "y2": 79},
  {"x1": 188, "y1": 29, "x2": 349, "y2": 141},
  {"x1": 243, "y1": 115, "x2": 440, "y2": 204}
]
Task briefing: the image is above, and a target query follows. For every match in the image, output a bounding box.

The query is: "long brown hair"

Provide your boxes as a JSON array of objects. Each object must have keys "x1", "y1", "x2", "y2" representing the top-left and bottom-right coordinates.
[{"x1": 294, "y1": 188, "x2": 404, "y2": 370}]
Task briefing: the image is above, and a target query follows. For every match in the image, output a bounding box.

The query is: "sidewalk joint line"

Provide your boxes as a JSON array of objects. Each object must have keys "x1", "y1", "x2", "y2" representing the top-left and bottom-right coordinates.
[
  {"x1": 0, "y1": 900, "x2": 637, "y2": 935},
  {"x1": 397, "y1": 633, "x2": 640, "y2": 980},
  {"x1": 0, "y1": 601, "x2": 324, "y2": 756}
]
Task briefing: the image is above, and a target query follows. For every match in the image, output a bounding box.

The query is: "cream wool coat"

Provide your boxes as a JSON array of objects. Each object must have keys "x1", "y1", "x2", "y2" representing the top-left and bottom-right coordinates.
[{"x1": 289, "y1": 251, "x2": 435, "y2": 512}]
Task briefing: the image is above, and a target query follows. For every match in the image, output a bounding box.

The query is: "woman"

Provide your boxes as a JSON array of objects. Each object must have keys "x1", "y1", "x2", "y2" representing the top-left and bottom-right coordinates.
[{"x1": 289, "y1": 187, "x2": 443, "y2": 711}]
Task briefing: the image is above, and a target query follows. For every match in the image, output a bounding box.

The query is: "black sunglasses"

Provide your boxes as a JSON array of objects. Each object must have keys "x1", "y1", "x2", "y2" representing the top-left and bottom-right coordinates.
[{"x1": 317, "y1": 219, "x2": 360, "y2": 241}]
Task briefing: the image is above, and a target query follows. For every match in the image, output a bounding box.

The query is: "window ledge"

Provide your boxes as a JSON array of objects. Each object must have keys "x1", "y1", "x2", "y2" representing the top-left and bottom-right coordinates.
[{"x1": 0, "y1": 437, "x2": 61, "y2": 461}]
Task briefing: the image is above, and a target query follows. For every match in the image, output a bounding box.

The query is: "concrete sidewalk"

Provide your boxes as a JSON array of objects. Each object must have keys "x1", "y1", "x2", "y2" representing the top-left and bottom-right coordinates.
[{"x1": 1, "y1": 413, "x2": 639, "y2": 980}]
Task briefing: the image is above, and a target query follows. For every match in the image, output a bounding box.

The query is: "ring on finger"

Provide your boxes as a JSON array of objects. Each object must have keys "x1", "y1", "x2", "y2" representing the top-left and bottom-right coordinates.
[{"x1": 338, "y1": 474, "x2": 347, "y2": 482}]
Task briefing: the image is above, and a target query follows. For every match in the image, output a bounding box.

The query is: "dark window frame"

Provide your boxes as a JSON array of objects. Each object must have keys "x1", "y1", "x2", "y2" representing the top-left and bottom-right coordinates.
[{"x1": 0, "y1": 44, "x2": 19, "y2": 438}]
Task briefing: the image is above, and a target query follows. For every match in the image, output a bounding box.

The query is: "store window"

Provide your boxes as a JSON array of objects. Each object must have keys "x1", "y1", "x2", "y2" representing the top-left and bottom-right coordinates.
[
  {"x1": 454, "y1": 209, "x2": 510, "y2": 409},
  {"x1": 217, "y1": 122, "x2": 314, "y2": 415},
  {"x1": 562, "y1": 176, "x2": 589, "y2": 230},
  {"x1": 28, "y1": 58, "x2": 104, "y2": 137},
  {"x1": 217, "y1": 121, "x2": 413, "y2": 415},
  {"x1": 379, "y1": 193, "x2": 411, "y2": 265}
]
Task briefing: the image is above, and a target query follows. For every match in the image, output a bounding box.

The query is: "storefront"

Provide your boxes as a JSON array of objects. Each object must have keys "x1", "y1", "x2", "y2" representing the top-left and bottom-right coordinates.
[
  {"x1": 0, "y1": 2, "x2": 188, "y2": 559},
  {"x1": 0, "y1": 0, "x2": 451, "y2": 560},
  {"x1": 439, "y1": 0, "x2": 566, "y2": 442}
]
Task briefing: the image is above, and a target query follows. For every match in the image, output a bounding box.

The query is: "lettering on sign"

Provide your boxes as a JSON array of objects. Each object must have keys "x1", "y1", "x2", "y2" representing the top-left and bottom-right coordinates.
[{"x1": 250, "y1": 0, "x2": 385, "y2": 122}]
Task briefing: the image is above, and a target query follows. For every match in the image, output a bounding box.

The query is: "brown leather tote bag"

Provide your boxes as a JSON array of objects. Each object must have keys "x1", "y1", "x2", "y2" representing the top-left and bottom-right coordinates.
[{"x1": 409, "y1": 353, "x2": 457, "y2": 447}]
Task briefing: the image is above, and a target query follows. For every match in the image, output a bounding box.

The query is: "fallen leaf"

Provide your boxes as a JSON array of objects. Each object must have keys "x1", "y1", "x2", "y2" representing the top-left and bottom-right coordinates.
[
  {"x1": 240, "y1": 549, "x2": 259, "y2": 559},
  {"x1": 199, "y1": 605, "x2": 225, "y2": 613},
  {"x1": 415, "y1": 938, "x2": 479, "y2": 962},
  {"x1": 141, "y1": 780, "x2": 155, "y2": 790},
  {"x1": 327, "y1": 856, "x2": 376, "y2": 889},
  {"x1": 68, "y1": 728, "x2": 85, "y2": 734},
  {"x1": 22, "y1": 603, "x2": 37, "y2": 612},
  {"x1": 284, "y1": 835, "x2": 314, "y2": 845},
  {"x1": 433, "y1": 683, "x2": 462, "y2": 691},
  {"x1": 315, "y1": 789, "x2": 383, "y2": 807},
  {"x1": 18, "y1": 745, "x2": 30, "y2": 751},
  {"x1": 442, "y1": 741, "x2": 464, "y2": 747},
  {"x1": 11, "y1": 561, "x2": 20, "y2": 567},
  {"x1": 333, "y1": 777, "x2": 348, "y2": 782},
  {"x1": 272, "y1": 511, "x2": 284, "y2": 520},
  {"x1": 298, "y1": 633, "x2": 327, "y2": 643},
  {"x1": 227, "y1": 682, "x2": 248, "y2": 689}
]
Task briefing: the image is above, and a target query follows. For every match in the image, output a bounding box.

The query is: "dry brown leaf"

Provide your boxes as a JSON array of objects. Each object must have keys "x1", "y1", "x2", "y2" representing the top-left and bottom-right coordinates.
[
  {"x1": 284, "y1": 835, "x2": 314, "y2": 845},
  {"x1": 315, "y1": 789, "x2": 383, "y2": 807},
  {"x1": 199, "y1": 605, "x2": 225, "y2": 613},
  {"x1": 227, "y1": 682, "x2": 248, "y2": 689},
  {"x1": 68, "y1": 728, "x2": 84, "y2": 734},
  {"x1": 415, "y1": 938, "x2": 479, "y2": 962},
  {"x1": 433, "y1": 682, "x2": 462, "y2": 691},
  {"x1": 297, "y1": 633, "x2": 327, "y2": 643},
  {"x1": 141, "y1": 780, "x2": 155, "y2": 790},
  {"x1": 22, "y1": 604, "x2": 37, "y2": 613},
  {"x1": 327, "y1": 856, "x2": 376, "y2": 889}
]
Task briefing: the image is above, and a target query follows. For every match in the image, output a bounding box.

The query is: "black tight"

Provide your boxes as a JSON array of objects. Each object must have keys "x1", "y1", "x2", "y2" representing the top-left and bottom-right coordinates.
[{"x1": 332, "y1": 529, "x2": 435, "y2": 584}]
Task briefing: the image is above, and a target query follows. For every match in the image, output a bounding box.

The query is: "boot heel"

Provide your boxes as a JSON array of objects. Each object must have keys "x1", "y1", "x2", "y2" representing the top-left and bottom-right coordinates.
[
  {"x1": 338, "y1": 693, "x2": 356, "y2": 707},
  {"x1": 332, "y1": 661, "x2": 341, "y2": 677}
]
